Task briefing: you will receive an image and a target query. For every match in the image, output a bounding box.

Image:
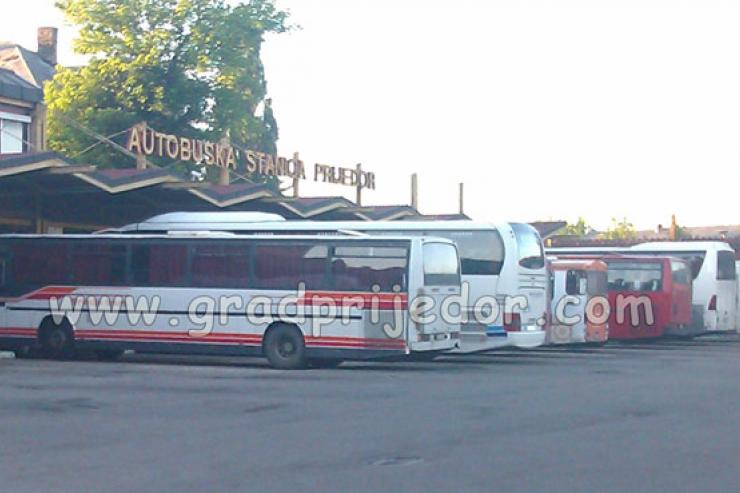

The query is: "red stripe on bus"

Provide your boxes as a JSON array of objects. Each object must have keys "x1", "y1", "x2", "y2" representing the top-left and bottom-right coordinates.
[
  {"x1": 0, "y1": 326, "x2": 406, "y2": 351},
  {"x1": 69, "y1": 329, "x2": 406, "y2": 350},
  {"x1": 300, "y1": 291, "x2": 408, "y2": 309},
  {"x1": 24, "y1": 286, "x2": 78, "y2": 301},
  {"x1": 0, "y1": 327, "x2": 37, "y2": 337}
]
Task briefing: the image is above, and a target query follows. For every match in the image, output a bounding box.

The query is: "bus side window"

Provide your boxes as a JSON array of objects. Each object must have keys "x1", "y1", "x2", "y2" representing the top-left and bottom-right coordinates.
[
  {"x1": 70, "y1": 243, "x2": 127, "y2": 286},
  {"x1": 131, "y1": 245, "x2": 151, "y2": 285},
  {"x1": 253, "y1": 243, "x2": 329, "y2": 290},
  {"x1": 332, "y1": 245, "x2": 407, "y2": 292},
  {"x1": 191, "y1": 244, "x2": 250, "y2": 288},
  {"x1": 131, "y1": 244, "x2": 187, "y2": 287}
]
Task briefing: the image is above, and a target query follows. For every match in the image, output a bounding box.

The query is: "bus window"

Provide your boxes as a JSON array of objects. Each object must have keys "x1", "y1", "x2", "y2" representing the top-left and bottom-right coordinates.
[
  {"x1": 671, "y1": 252, "x2": 705, "y2": 280},
  {"x1": 70, "y1": 243, "x2": 127, "y2": 285},
  {"x1": 670, "y1": 260, "x2": 691, "y2": 285},
  {"x1": 254, "y1": 243, "x2": 329, "y2": 290},
  {"x1": 131, "y1": 244, "x2": 188, "y2": 286},
  {"x1": 12, "y1": 242, "x2": 69, "y2": 287},
  {"x1": 717, "y1": 251, "x2": 737, "y2": 281},
  {"x1": 510, "y1": 223, "x2": 545, "y2": 270},
  {"x1": 607, "y1": 262, "x2": 663, "y2": 292},
  {"x1": 191, "y1": 245, "x2": 250, "y2": 288},
  {"x1": 431, "y1": 230, "x2": 504, "y2": 276},
  {"x1": 587, "y1": 270, "x2": 608, "y2": 296},
  {"x1": 423, "y1": 243, "x2": 460, "y2": 286},
  {"x1": 332, "y1": 245, "x2": 407, "y2": 292},
  {"x1": 373, "y1": 229, "x2": 504, "y2": 276}
]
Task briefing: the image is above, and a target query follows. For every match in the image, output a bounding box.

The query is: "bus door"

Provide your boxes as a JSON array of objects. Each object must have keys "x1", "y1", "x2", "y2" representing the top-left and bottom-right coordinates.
[
  {"x1": 548, "y1": 268, "x2": 586, "y2": 344},
  {"x1": 715, "y1": 251, "x2": 737, "y2": 331},
  {"x1": 417, "y1": 241, "x2": 461, "y2": 341}
]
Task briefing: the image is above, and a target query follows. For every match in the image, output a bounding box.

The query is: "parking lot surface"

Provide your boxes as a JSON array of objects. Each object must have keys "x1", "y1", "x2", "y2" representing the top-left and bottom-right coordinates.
[{"x1": 2, "y1": 336, "x2": 740, "y2": 493}]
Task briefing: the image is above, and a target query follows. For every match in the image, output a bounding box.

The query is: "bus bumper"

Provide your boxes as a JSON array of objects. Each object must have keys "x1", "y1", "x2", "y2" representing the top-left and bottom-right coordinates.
[{"x1": 507, "y1": 328, "x2": 546, "y2": 349}]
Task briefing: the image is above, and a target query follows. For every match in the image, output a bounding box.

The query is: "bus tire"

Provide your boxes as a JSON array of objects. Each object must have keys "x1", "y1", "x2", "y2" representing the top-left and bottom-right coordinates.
[
  {"x1": 38, "y1": 317, "x2": 75, "y2": 360},
  {"x1": 263, "y1": 324, "x2": 307, "y2": 370},
  {"x1": 95, "y1": 349, "x2": 124, "y2": 361}
]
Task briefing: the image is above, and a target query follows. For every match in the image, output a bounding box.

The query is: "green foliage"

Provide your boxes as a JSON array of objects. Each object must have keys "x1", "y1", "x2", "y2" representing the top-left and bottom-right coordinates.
[
  {"x1": 602, "y1": 217, "x2": 637, "y2": 240},
  {"x1": 47, "y1": 0, "x2": 289, "y2": 186},
  {"x1": 564, "y1": 217, "x2": 591, "y2": 236}
]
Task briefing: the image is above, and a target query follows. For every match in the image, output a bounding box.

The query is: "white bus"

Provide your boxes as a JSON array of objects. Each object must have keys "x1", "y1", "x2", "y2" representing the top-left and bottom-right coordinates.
[
  {"x1": 0, "y1": 233, "x2": 461, "y2": 369},
  {"x1": 630, "y1": 242, "x2": 737, "y2": 333},
  {"x1": 117, "y1": 213, "x2": 549, "y2": 351},
  {"x1": 736, "y1": 261, "x2": 740, "y2": 332},
  {"x1": 548, "y1": 241, "x2": 738, "y2": 333}
]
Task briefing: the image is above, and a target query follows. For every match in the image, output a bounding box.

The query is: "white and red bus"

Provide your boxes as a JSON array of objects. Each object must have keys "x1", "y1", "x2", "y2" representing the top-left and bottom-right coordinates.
[
  {"x1": 0, "y1": 233, "x2": 461, "y2": 369},
  {"x1": 547, "y1": 258, "x2": 609, "y2": 345},
  {"x1": 117, "y1": 213, "x2": 549, "y2": 352}
]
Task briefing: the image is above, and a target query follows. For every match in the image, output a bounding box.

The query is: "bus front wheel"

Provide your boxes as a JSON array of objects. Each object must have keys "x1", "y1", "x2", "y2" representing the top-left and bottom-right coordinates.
[
  {"x1": 263, "y1": 324, "x2": 307, "y2": 370},
  {"x1": 38, "y1": 318, "x2": 75, "y2": 360}
]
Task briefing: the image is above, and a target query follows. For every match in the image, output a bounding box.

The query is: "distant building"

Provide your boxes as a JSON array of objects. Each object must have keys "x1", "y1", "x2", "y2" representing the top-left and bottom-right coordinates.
[
  {"x1": 546, "y1": 217, "x2": 739, "y2": 259},
  {"x1": 0, "y1": 27, "x2": 57, "y2": 155}
]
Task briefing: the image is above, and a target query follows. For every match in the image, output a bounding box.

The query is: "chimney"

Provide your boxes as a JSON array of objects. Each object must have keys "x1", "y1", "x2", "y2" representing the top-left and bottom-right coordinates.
[{"x1": 37, "y1": 27, "x2": 58, "y2": 66}]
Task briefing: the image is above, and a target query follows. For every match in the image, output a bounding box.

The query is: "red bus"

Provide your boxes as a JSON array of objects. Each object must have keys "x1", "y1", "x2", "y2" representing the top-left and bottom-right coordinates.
[
  {"x1": 602, "y1": 256, "x2": 693, "y2": 340},
  {"x1": 553, "y1": 255, "x2": 693, "y2": 340}
]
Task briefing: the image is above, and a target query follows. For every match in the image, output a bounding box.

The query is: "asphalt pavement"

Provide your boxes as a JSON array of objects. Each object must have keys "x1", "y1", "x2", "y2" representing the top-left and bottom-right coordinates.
[{"x1": 1, "y1": 335, "x2": 740, "y2": 493}]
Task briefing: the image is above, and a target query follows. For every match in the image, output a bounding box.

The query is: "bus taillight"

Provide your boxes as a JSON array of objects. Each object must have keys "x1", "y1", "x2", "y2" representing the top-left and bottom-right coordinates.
[
  {"x1": 708, "y1": 295, "x2": 717, "y2": 311},
  {"x1": 504, "y1": 313, "x2": 521, "y2": 332}
]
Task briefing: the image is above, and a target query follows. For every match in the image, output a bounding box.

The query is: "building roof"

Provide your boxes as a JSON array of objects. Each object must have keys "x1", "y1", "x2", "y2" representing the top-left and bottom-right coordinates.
[
  {"x1": 0, "y1": 67, "x2": 43, "y2": 103},
  {"x1": 0, "y1": 43, "x2": 55, "y2": 88},
  {"x1": 631, "y1": 224, "x2": 740, "y2": 240},
  {"x1": 351, "y1": 205, "x2": 420, "y2": 221}
]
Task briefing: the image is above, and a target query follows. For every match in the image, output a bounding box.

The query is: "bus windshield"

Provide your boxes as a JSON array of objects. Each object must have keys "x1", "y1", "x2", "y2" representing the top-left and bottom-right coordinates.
[{"x1": 510, "y1": 223, "x2": 545, "y2": 270}]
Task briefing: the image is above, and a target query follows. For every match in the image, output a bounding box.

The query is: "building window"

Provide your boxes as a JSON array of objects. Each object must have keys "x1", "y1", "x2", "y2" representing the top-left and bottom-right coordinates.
[{"x1": 0, "y1": 113, "x2": 31, "y2": 154}]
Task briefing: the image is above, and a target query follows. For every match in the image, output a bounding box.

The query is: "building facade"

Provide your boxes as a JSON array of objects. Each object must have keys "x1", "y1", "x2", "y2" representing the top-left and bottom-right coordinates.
[{"x1": 0, "y1": 27, "x2": 56, "y2": 156}]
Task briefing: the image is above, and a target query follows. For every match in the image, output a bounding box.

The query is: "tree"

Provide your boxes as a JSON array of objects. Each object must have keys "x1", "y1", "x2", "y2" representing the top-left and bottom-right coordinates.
[
  {"x1": 564, "y1": 217, "x2": 591, "y2": 236},
  {"x1": 603, "y1": 217, "x2": 637, "y2": 240},
  {"x1": 46, "y1": 0, "x2": 289, "y2": 188}
]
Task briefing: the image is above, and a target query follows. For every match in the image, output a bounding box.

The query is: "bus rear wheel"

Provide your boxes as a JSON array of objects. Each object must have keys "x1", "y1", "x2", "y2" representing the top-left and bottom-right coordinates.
[
  {"x1": 263, "y1": 324, "x2": 307, "y2": 370},
  {"x1": 38, "y1": 318, "x2": 75, "y2": 360}
]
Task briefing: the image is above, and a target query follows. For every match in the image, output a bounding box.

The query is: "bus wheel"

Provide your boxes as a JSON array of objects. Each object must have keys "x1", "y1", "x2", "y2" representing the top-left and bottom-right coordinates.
[
  {"x1": 95, "y1": 350, "x2": 124, "y2": 362},
  {"x1": 38, "y1": 318, "x2": 75, "y2": 360},
  {"x1": 309, "y1": 358, "x2": 343, "y2": 369},
  {"x1": 263, "y1": 324, "x2": 307, "y2": 370}
]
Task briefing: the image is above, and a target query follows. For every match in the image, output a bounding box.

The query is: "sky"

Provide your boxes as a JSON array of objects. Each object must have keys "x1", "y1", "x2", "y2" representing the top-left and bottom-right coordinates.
[{"x1": 1, "y1": 0, "x2": 739, "y2": 230}]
